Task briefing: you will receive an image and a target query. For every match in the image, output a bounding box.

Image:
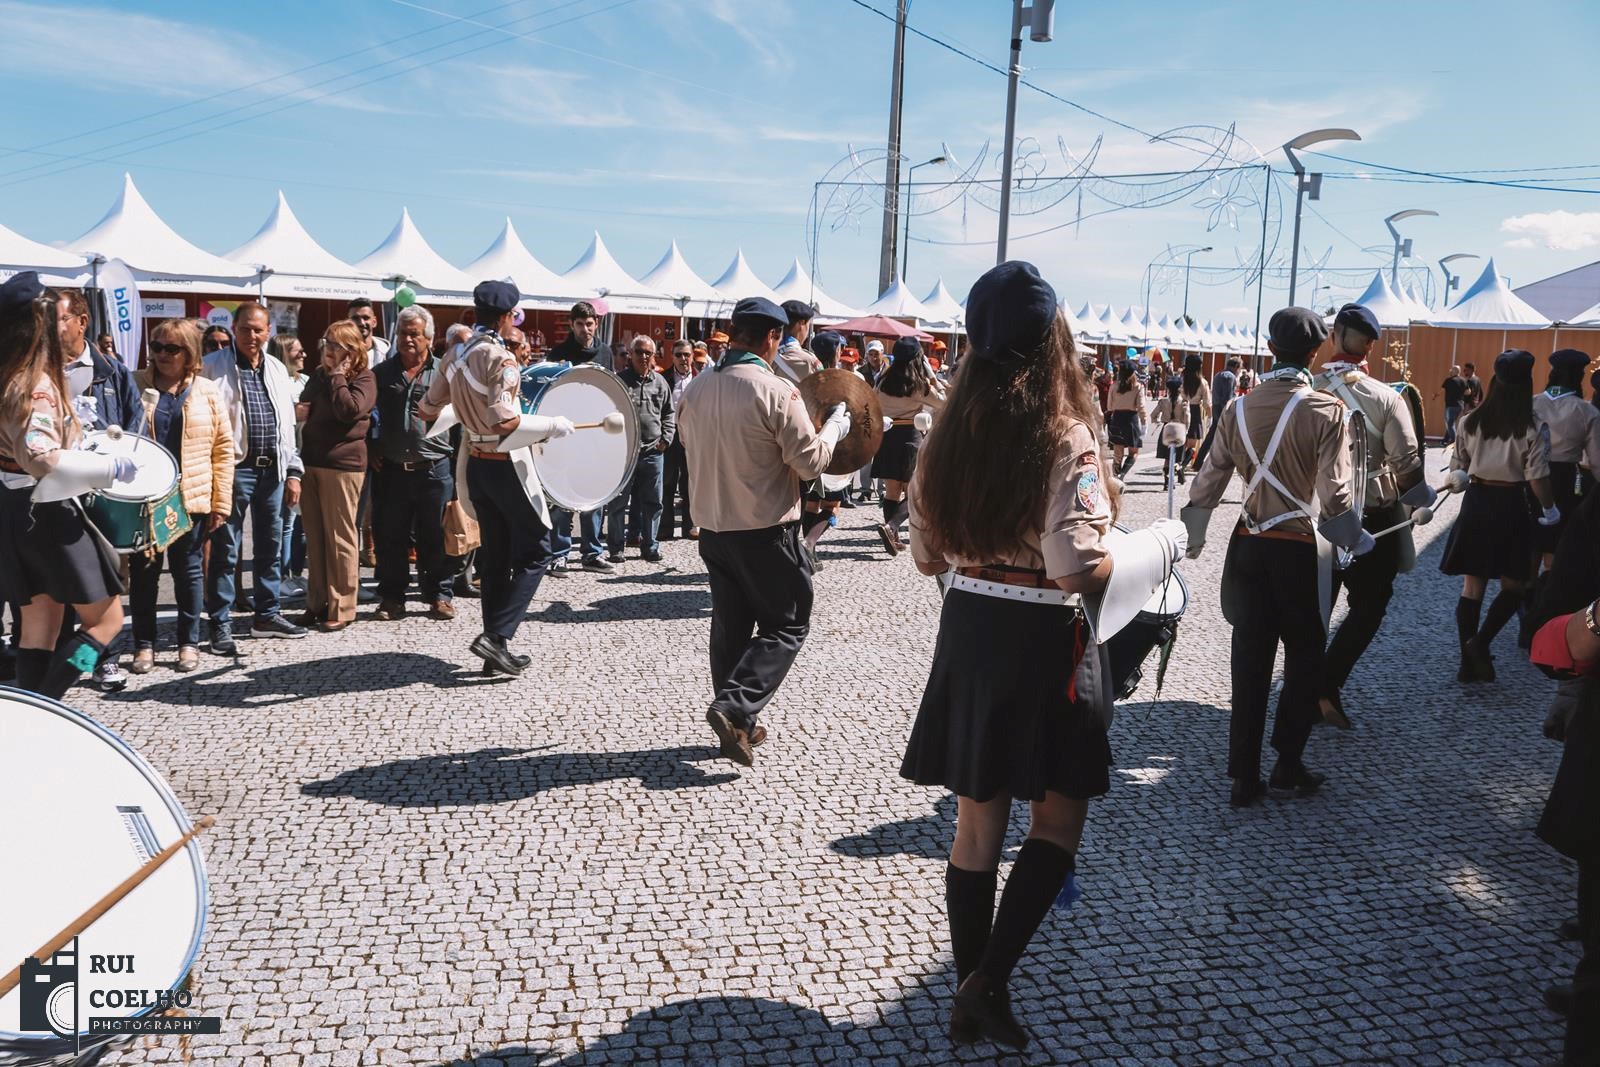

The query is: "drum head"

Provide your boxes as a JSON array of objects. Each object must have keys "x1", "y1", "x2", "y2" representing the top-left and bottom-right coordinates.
[
  {"x1": 528, "y1": 366, "x2": 640, "y2": 512},
  {"x1": 83, "y1": 430, "x2": 179, "y2": 503},
  {"x1": 0, "y1": 689, "x2": 207, "y2": 1042}
]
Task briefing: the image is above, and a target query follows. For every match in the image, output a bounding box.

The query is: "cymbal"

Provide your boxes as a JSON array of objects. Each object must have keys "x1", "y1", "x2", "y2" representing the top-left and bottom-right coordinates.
[{"x1": 799, "y1": 368, "x2": 884, "y2": 475}]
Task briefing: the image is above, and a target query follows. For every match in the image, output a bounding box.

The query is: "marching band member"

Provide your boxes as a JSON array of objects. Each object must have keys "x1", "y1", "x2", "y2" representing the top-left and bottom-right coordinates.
[
  {"x1": 677, "y1": 297, "x2": 850, "y2": 767},
  {"x1": 1104, "y1": 359, "x2": 1147, "y2": 477},
  {"x1": 1182, "y1": 308, "x2": 1370, "y2": 808},
  {"x1": 774, "y1": 300, "x2": 820, "y2": 383},
  {"x1": 1178, "y1": 352, "x2": 1210, "y2": 472},
  {"x1": 1532, "y1": 348, "x2": 1600, "y2": 572},
  {"x1": 416, "y1": 280, "x2": 575, "y2": 677},
  {"x1": 902, "y1": 261, "x2": 1184, "y2": 1051},
  {"x1": 1439, "y1": 349, "x2": 1557, "y2": 683},
  {"x1": 800, "y1": 330, "x2": 850, "y2": 566},
  {"x1": 1313, "y1": 303, "x2": 1427, "y2": 730},
  {"x1": 0, "y1": 272, "x2": 136, "y2": 698},
  {"x1": 872, "y1": 336, "x2": 945, "y2": 556}
]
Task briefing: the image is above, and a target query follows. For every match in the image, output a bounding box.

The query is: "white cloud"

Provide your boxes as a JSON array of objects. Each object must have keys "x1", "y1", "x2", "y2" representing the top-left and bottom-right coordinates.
[{"x1": 1500, "y1": 211, "x2": 1600, "y2": 252}]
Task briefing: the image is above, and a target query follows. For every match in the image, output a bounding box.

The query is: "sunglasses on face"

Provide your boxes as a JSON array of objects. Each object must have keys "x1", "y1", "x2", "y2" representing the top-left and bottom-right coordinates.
[{"x1": 150, "y1": 342, "x2": 185, "y2": 357}]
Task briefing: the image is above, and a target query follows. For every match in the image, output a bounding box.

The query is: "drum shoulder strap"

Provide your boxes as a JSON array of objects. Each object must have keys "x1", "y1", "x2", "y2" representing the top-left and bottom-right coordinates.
[{"x1": 1237, "y1": 390, "x2": 1314, "y2": 530}]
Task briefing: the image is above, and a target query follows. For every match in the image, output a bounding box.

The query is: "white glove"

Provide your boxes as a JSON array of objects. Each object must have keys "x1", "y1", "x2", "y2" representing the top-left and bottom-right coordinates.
[
  {"x1": 1149, "y1": 518, "x2": 1188, "y2": 566},
  {"x1": 71, "y1": 395, "x2": 99, "y2": 425},
  {"x1": 1352, "y1": 530, "x2": 1377, "y2": 557},
  {"x1": 547, "y1": 416, "x2": 576, "y2": 440},
  {"x1": 882, "y1": 415, "x2": 894, "y2": 433},
  {"x1": 111, "y1": 456, "x2": 138, "y2": 484},
  {"x1": 1539, "y1": 504, "x2": 1562, "y2": 527},
  {"x1": 818, "y1": 403, "x2": 851, "y2": 447}
]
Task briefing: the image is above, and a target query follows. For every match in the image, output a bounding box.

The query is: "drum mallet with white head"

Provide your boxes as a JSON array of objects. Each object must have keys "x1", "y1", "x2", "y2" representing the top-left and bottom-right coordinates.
[
  {"x1": 889, "y1": 412, "x2": 934, "y2": 431},
  {"x1": 1371, "y1": 469, "x2": 1470, "y2": 540},
  {"x1": 571, "y1": 412, "x2": 627, "y2": 434}
]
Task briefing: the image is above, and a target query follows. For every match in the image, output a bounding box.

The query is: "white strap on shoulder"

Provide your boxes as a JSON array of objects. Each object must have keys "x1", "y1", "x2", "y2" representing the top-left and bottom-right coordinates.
[{"x1": 1236, "y1": 390, "x2": 1315, "y2": 532}]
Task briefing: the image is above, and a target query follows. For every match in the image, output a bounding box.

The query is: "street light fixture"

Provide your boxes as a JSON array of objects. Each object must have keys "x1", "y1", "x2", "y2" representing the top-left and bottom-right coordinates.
[
  {"x1": 901, "y1": 154, "x2": 948, "y2": 283},
  {"x1": 1437, "y1": 252, "x2": 1478, "y2": 309},
  {"x1": 1282, "y1": 127, "x2": 1361, "y2": 305},
  {"x1": 1182, "y1": 246, "x2": 1212, "y2": 321},
  {"x1": 996, "y1": 0, "x2": 1056, "y2": 263},
  {"x1": 1385, "y1": 209, "x2": 1438, "y2": 289}
]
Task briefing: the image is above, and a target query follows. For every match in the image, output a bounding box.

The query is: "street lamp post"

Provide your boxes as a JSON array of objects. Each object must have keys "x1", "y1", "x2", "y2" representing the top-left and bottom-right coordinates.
[
  {"x1": 1437, "y1": 252, "x2": 1478, "y2": 309},
  {"x1": 996, "y1": 0, "x2": 1055, "y2": 263},
  {"x1": 1182, "y1": 246, "x2": 1212, "y2": 321},
  {"x1": 1282, "y1": 127, "x2": 1361, "y2": 305},
  {"x1": 901, "y1": 154, "x2": 947, "y2": 283},
  {"x1": 1386, "y1": 209, "x2": 1438, "y2": 290}
]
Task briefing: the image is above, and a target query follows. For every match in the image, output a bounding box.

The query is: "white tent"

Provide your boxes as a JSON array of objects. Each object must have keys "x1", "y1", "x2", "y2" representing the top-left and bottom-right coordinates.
[
  {"x1": 465, "y1": 218, "x2": 587, "y2": 310},
  {"x1": 69, "y1": 173, "x2": 254, "y2": 289},
  {"x1": 1426, "y1": 259, "x2": 1551, "y2": 329},
  {"x1": 772, "y1": 259, "x2": 860, "y2": 322},
  {"x1": 228, "y1": 191, "x2": 386, "y2": 301},
  {"x1": 1563, "y1": 300, "x2": 1600, "y2": 327},
  {"x1": 1100, "y1": 306, "x2": 1130, "y2": 346},
  {"x1": 1118, "y1": 308, "x2": 1143, "y2": 345},
  {"x1": 1349, "y1": 270, "x2": 1416, "y2": 328},
  {"x1": 862, "y1": 274, "x2": 935, "y2": 321},
  {"x1": 0, "y1": 220, "x2": 90, "y2": 283},
  {"x1": 919, "y1": 278, "x2": 966, "y2": 330},
  {"x1": 353, "y1": 208, "x2": 474, "y2": 301},
  {"x1": 640, "y1": 242, "x2": 731, "y2": 319},
  {"x1": 1402, "y1": 283, "x2": 1434, "y2": 321},
  {"x1": 1069, "y1": 303, "x2": 1105, "y2": 344},
  {"x1": 710, "y1": 250, "x2": 782, "y2": 304},
  {"x1": 562, "y1": 232, "x2": 672, "y2": 314}
]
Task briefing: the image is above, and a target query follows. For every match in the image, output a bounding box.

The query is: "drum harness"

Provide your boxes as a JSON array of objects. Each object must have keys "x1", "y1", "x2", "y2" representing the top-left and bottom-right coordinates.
[
  {"x1": 1318, "y1": 364, "x2": 1403, "y2": 508},
  {"x1": 440, "y1": 337, "x2": 513, "y2": 454},
  {"x1": 1233, "y1": 385, "x2": 1315, "y2": 537}
]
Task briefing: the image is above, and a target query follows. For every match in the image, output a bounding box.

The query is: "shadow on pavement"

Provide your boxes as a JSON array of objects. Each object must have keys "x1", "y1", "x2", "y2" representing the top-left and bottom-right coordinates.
[
  {"x1": 533, "y1": 588, "x2": 711, "y2": 622},
  {"x1": 302, "y1": 744, "x2": 740, "y2": 807},
  {"x1": 830, "y1": 794, "x2": 957, "y2": 860},
  {"x1": 110, "y1": 652, "x2": 495, "y2": 707}
]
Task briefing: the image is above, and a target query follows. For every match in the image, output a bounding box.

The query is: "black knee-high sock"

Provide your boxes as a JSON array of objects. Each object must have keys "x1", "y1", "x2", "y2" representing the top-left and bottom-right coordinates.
[
  {"x1": 946, "y1": 863, "x2": 997, "y2": 985},
  {"x1": 14, "y1": 648, "x2": 51, "y2": 693},
  {"x1": 37, "y1": 631, "x2": 106, "y2": 701},
  {"x1": 888, "y1": 498, "x2": 910, "y2": 528},
  {"x1": 880, "y1": 499, "x2": 896, "y2": 525},
  {"x1": 801, "y1": 510, "x2": 830, "y2": 536},
  {"x1": 1478, "y1": 588, "x2": 1523, "y2": 645},
  {"x1": 976, "y1": 839, "x2": 1075, "y2": 988},
  {"x1": 1456, "y1": 596, "x2": 1483, "y2": 649}
]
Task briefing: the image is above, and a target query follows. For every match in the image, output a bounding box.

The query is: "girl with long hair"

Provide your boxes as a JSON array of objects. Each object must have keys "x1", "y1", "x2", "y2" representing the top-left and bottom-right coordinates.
[
  {"x1": 1104, "y1": 358, "x2": 1147, "y2": 476},
  {"x1": 871, "y1": 335, "x2": 945, "y2": 555},
  {"x1": 0, "y1": 272, "x2": 136, "y2": 697},
  {"x1": 1440, "y1": 349, "x2": 1557, "y2": 682},
  {"x1": 1178, "y1": 352, "x2": 1210, "y2": 471}
]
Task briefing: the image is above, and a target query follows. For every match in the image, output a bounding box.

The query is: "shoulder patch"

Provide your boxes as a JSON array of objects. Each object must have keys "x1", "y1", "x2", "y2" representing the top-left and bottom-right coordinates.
[{"x1": 1076, "y1": 467, "x2": 1101, "y2": 512}]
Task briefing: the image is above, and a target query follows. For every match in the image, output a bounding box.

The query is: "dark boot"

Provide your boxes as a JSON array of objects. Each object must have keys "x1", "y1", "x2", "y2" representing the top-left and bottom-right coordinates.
[
  {"x1": 1478, "y1": 587, "x2": 1523, "y2": 647},
  {"x1": 14, "y1": 647, "x2": 51, "y2": 693},
  {"x1": 945, "y1": 863, "x2": 997, "y2": 987},
  {"x1": 1455, "y1": 596, "x2": 1483, "y2": 682},
  {"x1": 37, "y1": 631, "x2": 107, "y2": 700}
]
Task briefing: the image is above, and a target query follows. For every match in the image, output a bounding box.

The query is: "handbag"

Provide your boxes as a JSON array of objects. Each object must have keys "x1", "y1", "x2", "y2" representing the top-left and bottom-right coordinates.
[{"x1": 442, "y1": 499, "x2": 480, "y2": 556}]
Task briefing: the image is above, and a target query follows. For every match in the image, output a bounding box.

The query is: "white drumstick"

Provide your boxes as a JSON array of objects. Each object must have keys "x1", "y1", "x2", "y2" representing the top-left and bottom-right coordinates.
[
  {"x1": 572, "y1": 412, "x2": 626, "y2": 434},
  {"x1": 913, "y1": 411, "x2": 933, "y2": 432}
]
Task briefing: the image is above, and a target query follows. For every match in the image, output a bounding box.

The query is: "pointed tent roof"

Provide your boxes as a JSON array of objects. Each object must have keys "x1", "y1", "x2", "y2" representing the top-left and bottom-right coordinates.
[
  {"x1": 862, "y1": 274, "x2": 935, "y2": 321},
  {"x1": 1563, "y1": 300, "x2": 1600, "y2": 327},
  {"x1": 1427, "y1": 259, "x2": 1550, "y2": 329},
  {"x1": 918, "y1": 278, "x2": 966, "y2": 327},
  {"x1": 70, "y1": 173, "x2": 253, "y2": 280},
  {"x1": 1350, "y1": 270, "x2": 1416, "y2": 328},
  {"x1": 561, "y1": 232, "x2": 668, "y2": 307},
  {"x1": 0, "y1": 220, "x2": 90, "y2": 280},
  {"x1": 639, "y1": 242, "x2": 728, "y2": 315},
  {"x1": 354, "y1": 208, "x2": 474, "y2": 294},
  {"x1": 772, "y1": 259, "x2": 860, "y2": 321},
  {"x1": 1100, "y1": 306, "x2": 1130, "y2": 346},
  {"x1": 710, "y1": 249, "x2": 781, "y2": 304},
  {"x1": 465, "y1": 218, "x2": 584, "y2": 307},
  {"x1": 1402, "y1": 282, "x2": 1433, "y2": 320},
  {"x1": 227, "y1": 191, "x2": 385, "y2": 300}
]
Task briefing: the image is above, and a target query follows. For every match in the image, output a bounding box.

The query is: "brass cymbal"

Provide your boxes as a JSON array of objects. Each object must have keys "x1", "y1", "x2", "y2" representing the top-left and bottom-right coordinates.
[{"x1": 798, "y1": 368, "x2": 884, "y2": 475}]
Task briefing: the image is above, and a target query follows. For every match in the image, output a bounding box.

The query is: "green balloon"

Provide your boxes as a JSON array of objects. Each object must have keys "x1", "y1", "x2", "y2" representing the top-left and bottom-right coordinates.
[{"x1": 394, "y1": 286, "x2": 417, "y2": 309}]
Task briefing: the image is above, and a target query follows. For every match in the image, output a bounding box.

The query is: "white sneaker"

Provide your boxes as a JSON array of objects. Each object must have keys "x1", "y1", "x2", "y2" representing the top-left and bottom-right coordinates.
[{"x1": 94, "y1": 660, "x2": 128, "y2": 692}]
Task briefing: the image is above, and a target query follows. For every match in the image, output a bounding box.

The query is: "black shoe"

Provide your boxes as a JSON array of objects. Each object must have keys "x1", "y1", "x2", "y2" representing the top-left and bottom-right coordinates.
[
  {"x1": 544, "y1": 559, "x2": 568, "y2": 579},
  {"x1": 1319, "y1": 690, "x2": 1353, "y2": 730},
  {"x1": 705, "y1": 707, "x2": 754, "y2": 767},
  {"x1": 950, "y1": 974, "x2": 1028, "y2": 1050},
  {"x1": 606, "y1": 551, "x2": 627, "y2": 564},
  {"x1": 583, "y1": 557, "x2": 615, "y2": 573},
  {"x1": 452, "y1": 575, "x2": 482, "y2": 597},
  {"x1": 1544, "y1": 981, "x2": 1573, "y2": 1017},
  {"x1": 1457, "y1": 651, "x2": 1476, "y2": 684},
  {"x1": 840, "y1": 495, "x2": 857, "y2": 509},
  {"x1": 641, "y1": 549, "x2": 663, "y2": 563},
  {"x1": 1559, "y1": 918, "x2": 1582, "y2": 942},
  {"x1": 469, "y1": 633, "x2": 524, "y2": 676},
  {"x1": 251, "y1": 615, "x2": 308, "y2": 639},
  {"x1": 209, "y1": 624, "x2": 238, "y2": 656},
  {"x1": 1469, "y1": 639, "x2": 1496, "y2": 682},
  {"x1": 1268, "y1": 760, "x2": 1325, "y2": 798},
  {"x1": 1230, "y1": 777, "x2": 1267, "y2": 808}
]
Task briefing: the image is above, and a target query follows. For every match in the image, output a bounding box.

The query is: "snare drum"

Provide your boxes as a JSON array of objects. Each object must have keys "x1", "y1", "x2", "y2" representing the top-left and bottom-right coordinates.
[
  {"x1": 79, "y1": 430, "x2": 191, "y2": 554},
  {"x1": 1104, "y1": 568, "x2": 1188, "y2": 701},
  {"x1": 0, "y1": 688, "x2": 208, "y2": 1065},
  {"x1": 520, "y1": 364, "x2": 640, "y2": 512}
]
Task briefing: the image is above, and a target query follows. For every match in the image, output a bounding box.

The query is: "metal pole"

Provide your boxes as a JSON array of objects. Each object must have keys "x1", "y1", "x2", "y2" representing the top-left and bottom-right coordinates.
[
  {"x1": 877, "y1": 0, "x2": 908, "y2": 294},
  {"x1": 1287, "y1": 172, "x2": 1306, "y2": 305},
  {"x1": 996, "y1": 0, "x2": 1024, "y2": 263},
  {"x1": 902, "y1": 169, "x2": 913, "y2": 283},
  {"x1": 1182, "y1": 251, "x2": 1196, "y2": 320},
  {"x1": 1252, "y1": 165, "x2": 1269, "y2": 371},
  {"x1": 1390, "y1": 240, "x2": 1401, "y2": 290}
]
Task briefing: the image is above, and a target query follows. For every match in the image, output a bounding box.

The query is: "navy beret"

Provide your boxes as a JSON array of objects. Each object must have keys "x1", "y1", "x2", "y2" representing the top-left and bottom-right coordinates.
[
  {"x1": 891, "y1": 336, "x2": 922, "y2": 364},
  {"x1": 1494, "y1": 348, "x2": 1535, "y2": 385},
  {"x1": 1267, "y1": 306, "x2": 1328, "y2": 361},
  {"x1": 1550, "y1": 348, "x2": 1591, "y2": 372},
  {"x1": 473, "y1": 279, "x2": 520, "y2": 316},
  {"x1": 731, "y1": 296, "x2": 786, "y2": 332},
  {"x1": 1334, "y1": 302, "x2": 1381, "y2": 340},
  {"x1": 0, "y1": 270, "x2": 44, "y2": 320},
  {"x1": 966, "y1": 260, "x2": 1058, "y2": 364},
  {"x1": 811, "y1": 330, "x2": 843, "y2": 362},
  {"x1": 1183, "y1": 352, "x2": 1203, "y2": 372},
  {"x1": 781, "y1": 299, "x2": 816, "y2": 323}
]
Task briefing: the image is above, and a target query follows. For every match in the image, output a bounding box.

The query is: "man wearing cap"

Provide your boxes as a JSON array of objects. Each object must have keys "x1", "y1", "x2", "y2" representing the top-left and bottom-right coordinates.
[
  {"x1": 544, "y1": 300, "x2": 611, "y2": 575},
  {"x1": 1533, "y1": 348, "x2": 1600, "y2": 571},
  {"x1": 677, "y1": 296, "x2": 852, "y2": 766},
  {"x1": 853, "y1": 339, "x2": 888, "y2": 502},
  {"x1": 1182, "y1": 307, "x2": 1370, "y2": 808},
  {"x1": 706, "y1": 331, "x2": 729, "y2": 363},
  {"x1": 1311, "y1": 303, "x2": 1427, "y2": 730},
  {"x1": 774, "y1": 300, "x2": 820, "y2": 384},
  {"x1": 416, "y1": 281, "x2": 575, "y2": 676}
]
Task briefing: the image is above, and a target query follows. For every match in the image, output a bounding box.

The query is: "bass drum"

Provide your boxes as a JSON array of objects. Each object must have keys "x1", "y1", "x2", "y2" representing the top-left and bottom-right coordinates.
[
  {"x1": 0, "y1": 688, "x2": 208, "y2": 1066},
  {"x1": 520, "y1": 363, "x2": 640, "y2": 512},
  {"x1": 1103, "y1": 521, "x2": 1190, "y2": 702}
]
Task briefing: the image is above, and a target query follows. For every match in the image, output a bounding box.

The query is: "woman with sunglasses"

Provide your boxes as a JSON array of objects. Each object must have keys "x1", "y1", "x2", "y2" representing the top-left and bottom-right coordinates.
[
  {"x1": 129, "y1": 319, "x2": 235, "y2": 672},
  {"x1": 295, "y1": 320, "x2": 377, "y2": 632},
  {"x1": 201, "y1": 324, "x2": 233, "y2": 355}
]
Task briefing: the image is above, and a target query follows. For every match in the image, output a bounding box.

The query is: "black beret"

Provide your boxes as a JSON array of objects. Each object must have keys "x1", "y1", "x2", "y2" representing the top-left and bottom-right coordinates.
[
  {"x1": 1165, "y1": 374, "x2": 1183, "y2": 392},
  {"x1": 891, "y1": 336, "x2": 922, "y2": 364},
  {"x1": 1183, "y1": 352, "x2": 1203, "y2": 372},
  {"x1": 473, "y1": 279, "x2": 520, "y2": 316},
  {"x1": 966, "y1": 260, "x2": 1058, "y2": 364},
  {"x1": 1334, "y1": 302, "x2": 1381, "y2": 340},
  {"x1": 811, "y1": 330, "x2": 843, "y2": 362},
  {"x1": 1550, "y1": 348, "x2": 1591, "y2": 372},
  {"x1": 1267, "y1": 306, "x2": 1328, "y2": 361},
  {"x1": 781, "y1": 299, "x2": 816, "y2": 323},
  {"x1": 730, "y1": 296, "x2": 786, "y2": 332},
  {"x1": 1494, "y1": 348, "x2": 1535, "y2": 385},
  {"x1": 0, "y1": 270, "x2": 44, "y2": 319}
]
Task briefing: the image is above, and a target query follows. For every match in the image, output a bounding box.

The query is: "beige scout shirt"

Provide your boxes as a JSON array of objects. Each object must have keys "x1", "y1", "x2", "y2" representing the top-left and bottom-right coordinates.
[
  {"x1": 1106, "y1": 381, "x2": 1146, "y2": 414},
  {"x1": 416, "y1": 334, "x2": 521, "y2": 440},
  {"x1": 1188, "y1": 375, "x2": 1353, "y2": 537},
  {"x1": 877, "y1": 382, "x2": 947, "y2": 422},
  {"x1": 0, "y1": 374, "x2": 78, "y2": 478},
  {"x1": 1449, "y1": 416, "x2": 1550, "y2": 483},
  {"x1": 773, "y1": 342, "x2": 822, "y2": 384},
  {"x1": 1534, "y1": 390, "x2": 1600, "y2": 469},
  {"x1": 909, "y1": 418, "x2": 1111, "y2": 578},
  {"x1": 677, "y1": 357, "x2": 836, "y2": 532},
  {"x1": 1316, "y1": 367, "x2": 1422, "y2": 507}
]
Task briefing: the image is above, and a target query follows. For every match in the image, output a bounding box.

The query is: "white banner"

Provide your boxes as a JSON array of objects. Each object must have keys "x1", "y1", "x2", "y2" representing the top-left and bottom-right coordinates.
[
  {"x1": 99, "y1": 258, "x2": 141, "y2": 371},
  {"x1": 142, "y1": 298, "x2": 186, "y2": 319}
]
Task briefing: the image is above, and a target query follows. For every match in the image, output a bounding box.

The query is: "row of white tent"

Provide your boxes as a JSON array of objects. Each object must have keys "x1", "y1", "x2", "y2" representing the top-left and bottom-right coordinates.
[{"x1": 1348, "y1": 263, "x2": 1577, "y2": 331}]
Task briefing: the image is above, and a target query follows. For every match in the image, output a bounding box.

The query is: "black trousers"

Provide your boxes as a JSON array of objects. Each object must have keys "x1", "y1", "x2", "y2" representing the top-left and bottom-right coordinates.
[
  {"x1": 663, "y1": 438, "x2": 692, "y2": 538},
  {"x1": 373, "y1": 458, "x2": 454, "y2": 603},
  {"x1": 1325, "y1": 503, "x2": 1404, "y2": 691},
  {"x1": 464, "y1": 458, "x2": 552, "y2": 641},
  {"x1": 699, "y1": 523, "x2": 813, "y2": 730},
  {"x1": 1571, "y1": 855, "x2": 1600, "y2": 1063},
  {"x1": 1225, "y1": 534, "x2": 1323, "y2": 781}
]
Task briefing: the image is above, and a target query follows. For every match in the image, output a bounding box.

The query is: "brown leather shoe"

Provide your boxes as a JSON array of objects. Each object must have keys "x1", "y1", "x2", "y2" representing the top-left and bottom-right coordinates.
[
  {"x1": 429, "y1": 600, "x2": 456, "y2": 620},
  {"x1": 749, "y1": 724, "x2": 768, "y2": 748},
  {"x1": 705, "y1": 708, "x2": 754, "y2": 767},
  {"x1": 320, "y1": 619, "x2": 350, "y2": 633},
  {"x1": 375, "y1": 598, "x2": 405, "y2": 621},
  {"x1": 296, "y1": 610, "x2": 323, "y2": 627}
]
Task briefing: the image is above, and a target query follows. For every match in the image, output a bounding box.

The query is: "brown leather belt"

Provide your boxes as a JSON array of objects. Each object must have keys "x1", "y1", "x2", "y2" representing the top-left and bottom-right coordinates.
[
  {"x1": 469, "y1": 450, "x2": 513, "y2": 461},
  {"x1": 1233, "y1": 522, "x2": 1314, "y2": 544},
  {"x1": 1469, "y1": 476, "x2": 1520, "y2": 488},
  {"x1": 953, "y1": 565, "x2": 1051, "y2": 588},
  {"x1": 0, "y1": 456, "x2": 23, "y2": 474}
]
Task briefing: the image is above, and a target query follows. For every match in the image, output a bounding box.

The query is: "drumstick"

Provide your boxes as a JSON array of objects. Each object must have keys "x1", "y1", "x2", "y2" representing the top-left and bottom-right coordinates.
[
  {"x1": 890, "y1": 413, "x2": 934, "y2": 431},
  {"x1": 0, "y1": 815, "x2": 215, "y2": 1001},
  {"x1": 1369, "y1": 472, "x2": 1469, "y2": 541},
  {"x1": 570, "y1": 413, "x2": 627, "y2": 434}
]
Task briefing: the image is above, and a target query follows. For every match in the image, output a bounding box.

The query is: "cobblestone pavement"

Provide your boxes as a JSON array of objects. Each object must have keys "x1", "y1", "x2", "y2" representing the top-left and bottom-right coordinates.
[{"x1": 71, "y1": 449, "x2": 1573, "y2": 1065}]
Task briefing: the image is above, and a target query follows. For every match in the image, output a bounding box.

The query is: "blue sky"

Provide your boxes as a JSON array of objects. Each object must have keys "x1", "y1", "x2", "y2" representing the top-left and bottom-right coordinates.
[{"x1": 1, "y1": 0, "x2": 1597, "y2": 322}]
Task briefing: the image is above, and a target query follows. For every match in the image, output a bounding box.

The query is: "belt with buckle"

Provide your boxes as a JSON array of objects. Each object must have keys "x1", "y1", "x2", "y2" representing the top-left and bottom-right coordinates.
[
  {"x1": 953, "y1": 564, "x2": 1051, "y2": 588},
  {"x1": 947, "y1": 566, "x2": 1080, "y2": 607},
  {"x1": 394, "y1": 458, "x2": 445, "y2": 472},
  {"x1": 241, "y1": 455, "x2": 275, "y2": 468},
  {"x1": 1233, "y1": 521, "x2": 1314, "y2": 544}
]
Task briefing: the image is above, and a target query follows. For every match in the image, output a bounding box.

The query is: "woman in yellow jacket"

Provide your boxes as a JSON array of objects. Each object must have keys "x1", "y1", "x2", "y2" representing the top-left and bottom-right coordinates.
[{"x1": 130, "y1": 318, "x2": 235, "y2": 672}]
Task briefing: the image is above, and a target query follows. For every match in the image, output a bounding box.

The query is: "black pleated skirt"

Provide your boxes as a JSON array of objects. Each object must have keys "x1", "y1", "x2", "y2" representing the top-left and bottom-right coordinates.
[
  {"x1": 1186, "y1": 403, "x2": 1204, "y2": 439},
  {"x1": 871, "y1": 424, "x2": 922, "y2": 483},
  {"x1": 1439, "y1": 481, "x2": 1535, "y2": 581},
  {"x1": 1107, "y1": 409, "x2": 1142, "y2": 448},
  {"x1": 900, "y1": 588, "x2": 1112, "y2": 802},
  {"x1": 0, "y1": 486, "x2": 125, "y2": 605}
]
